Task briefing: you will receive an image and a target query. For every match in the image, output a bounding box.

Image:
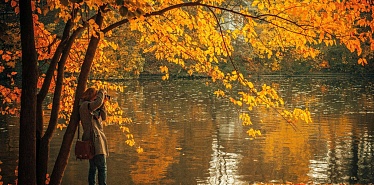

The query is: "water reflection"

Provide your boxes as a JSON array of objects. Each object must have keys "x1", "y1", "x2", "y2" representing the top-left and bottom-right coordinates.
[
  {"x1": 0, "y1": 116, "x2": 18, "y2": 185},
  {"x1": 0, "y1": 76, "x2": 373, "y2": 184}
]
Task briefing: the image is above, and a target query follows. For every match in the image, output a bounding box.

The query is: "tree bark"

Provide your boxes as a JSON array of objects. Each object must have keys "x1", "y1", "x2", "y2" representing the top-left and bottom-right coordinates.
[
  {"x1": 36, "y1": 18, "x2": 72, "y2": 137},
  {"x1": 49, "y1": 7, "x2": 105, "y2": 185},
  {"x1": 36, "y1": 20, "x2": 71, "y2": 185},
  {"x1": 36, "y1": 26, "x2": 84, "y2": 185},
  {"x1": 19, "y1": 0, "x2": 38, "y2": 184}
]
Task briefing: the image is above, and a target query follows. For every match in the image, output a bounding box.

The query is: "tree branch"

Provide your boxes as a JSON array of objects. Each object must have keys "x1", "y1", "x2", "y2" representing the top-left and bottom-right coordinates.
[{"x1": 103, "y1": 2, "x2": 310, "y2": 34}]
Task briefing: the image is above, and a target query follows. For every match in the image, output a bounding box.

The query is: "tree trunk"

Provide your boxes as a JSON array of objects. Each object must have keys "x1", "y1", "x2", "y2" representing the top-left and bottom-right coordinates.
[
  {"x1": 35, "y1": 21, "x2": 70, "y2": 185},
  {"x1": 37, "y1": 138, "x2": 50, "y2": 185},
  {"x1": 35, "y1": 19, "x2": 72, "y2": 182},
  {"x1": 49, "y1": 8, "x2": 105, "y2": 185},
  {"x1": 18, "y1": 0, "x2": 38, "y2": 184},
  {"x1": 36, "y1": 25, "x2": 85, "y2": 185}
]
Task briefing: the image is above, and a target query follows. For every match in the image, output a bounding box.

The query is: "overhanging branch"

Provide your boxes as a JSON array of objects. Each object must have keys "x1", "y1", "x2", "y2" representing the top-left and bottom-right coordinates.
[{"x1": 102, "y1": 2, "x2": 310, "y2": 34}]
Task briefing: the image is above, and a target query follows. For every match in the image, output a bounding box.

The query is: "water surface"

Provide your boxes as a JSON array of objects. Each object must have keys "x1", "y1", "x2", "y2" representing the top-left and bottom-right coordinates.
[{"x1": 0, "y1": 76, "x2": 373, "y2": 184}]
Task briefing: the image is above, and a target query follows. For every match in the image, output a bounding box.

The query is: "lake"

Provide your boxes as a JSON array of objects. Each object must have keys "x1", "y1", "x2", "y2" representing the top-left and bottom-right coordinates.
[{"x1": 0, "y1": 75, "x2": 373, "y2": 184}]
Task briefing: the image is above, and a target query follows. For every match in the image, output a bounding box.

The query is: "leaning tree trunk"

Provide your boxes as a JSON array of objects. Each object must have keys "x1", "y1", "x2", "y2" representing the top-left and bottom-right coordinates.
[
  {"x1": 36, "y1": 18, "x2": 73, "y2": 133},
  {"x1": 49, "y1": 7, "x2": 105, "y2": 185},
  {"x1": 18, "y1": 0, "x2": 38, "y2": 184},
  {"x1": 36, "y1": 18, "x2": 73, "y2": 185},
  {"x1": 36, "y1": 26, "x2": 84, "y2": 185}
]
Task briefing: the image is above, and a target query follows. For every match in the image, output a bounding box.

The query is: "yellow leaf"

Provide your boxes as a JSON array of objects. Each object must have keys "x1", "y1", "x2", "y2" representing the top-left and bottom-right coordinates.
[
  {"x1": 247, "y1": 82, "x2": 254, "y2": 89},
  {"x1": 214, "y1": 90, "x2": 225, "y2": 97},
  {"x1": 188, "y1": 69, "x2": 193, "y2": 76},
  {"x1": 258, "y1": 2, "x2": 265, "y2": 10},
  {"x1": 136, "y1": 147, "x2": 143, "y2": 153},
  {"x1": 56, "y1": 124, "x2": 66, "y2": 130},
  {"x1": 358, "y1": 58, "x2": 367, "y2": 66},
  {"x1": 159, "y1": 66, "x2": 168, "y2": 73},
  {"x1": 162, "y1": 74, "x2": 169, "y2": 80},
  {"x1": 252, "y1": 0, "x2": 260, "y2": 7},
  {"x1": 89, "y1": 19, "x2": 95, "y2": 25}
]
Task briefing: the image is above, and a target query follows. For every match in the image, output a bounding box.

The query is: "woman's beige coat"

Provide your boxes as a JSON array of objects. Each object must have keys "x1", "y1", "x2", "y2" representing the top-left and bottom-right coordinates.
[{"x1": 79, "y1": 90, "x2": 109, "y2": 156}]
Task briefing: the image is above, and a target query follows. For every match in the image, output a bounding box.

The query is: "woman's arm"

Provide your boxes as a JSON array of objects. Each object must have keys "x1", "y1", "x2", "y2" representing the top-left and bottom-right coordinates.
[{"x1": 99, "y1": 104, "x2": 107, "y2": 121}]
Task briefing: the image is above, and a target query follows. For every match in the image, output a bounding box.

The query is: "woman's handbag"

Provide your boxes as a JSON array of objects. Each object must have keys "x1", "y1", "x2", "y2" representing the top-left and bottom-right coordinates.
[
  {"x1": 75, "y1": 103, "x2": 95, "y2": 160},
  {"x1": 75, "y1": 139, "x2": 94, "y2": 160}
]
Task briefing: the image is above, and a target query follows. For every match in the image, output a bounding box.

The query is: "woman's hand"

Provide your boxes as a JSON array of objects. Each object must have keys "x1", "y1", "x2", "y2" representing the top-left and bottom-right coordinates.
[{"x1": 98, "y1": 89, "x2": 107, "y2": 95}]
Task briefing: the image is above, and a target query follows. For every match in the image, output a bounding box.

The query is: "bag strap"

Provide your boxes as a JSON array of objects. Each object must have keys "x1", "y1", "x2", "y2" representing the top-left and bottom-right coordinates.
[
  {"x1": 77, "y1": 124, "x2": 80, "y2": 140},
  {"x1": 77, "y1": 104, "x2": 81, "y2": 141},
  {"x1": 88, "y1": 103, "x2": 94, "y2": 141}
]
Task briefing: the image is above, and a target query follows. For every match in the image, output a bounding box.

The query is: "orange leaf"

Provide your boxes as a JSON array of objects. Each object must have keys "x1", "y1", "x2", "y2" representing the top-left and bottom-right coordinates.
[{"x1": 358, "y1": 58, "x2": 368, "y2": 66}]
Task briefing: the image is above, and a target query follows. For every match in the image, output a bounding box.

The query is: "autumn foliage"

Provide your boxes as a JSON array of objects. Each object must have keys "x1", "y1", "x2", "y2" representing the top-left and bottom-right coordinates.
[{"x1": 1, "y1": 0, "x2": 373, "y2": 119}]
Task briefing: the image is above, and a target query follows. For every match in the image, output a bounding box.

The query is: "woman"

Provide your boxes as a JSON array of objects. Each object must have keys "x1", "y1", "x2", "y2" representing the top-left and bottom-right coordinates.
[{"x1": 79, "y1": 87, "x2": 109, "y2": 185}]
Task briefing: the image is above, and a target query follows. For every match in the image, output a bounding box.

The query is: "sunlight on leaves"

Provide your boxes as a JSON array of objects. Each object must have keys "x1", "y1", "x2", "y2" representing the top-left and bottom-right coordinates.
[
  {"x1": 56, "y1": 123, "x2": 67, "y2": 130},
  {"x1": 247, "y1": 128, "x2": 261, "y2": 138},
  {"x1": 136, "y1": 147, "x2": 144, "y2": 154}
]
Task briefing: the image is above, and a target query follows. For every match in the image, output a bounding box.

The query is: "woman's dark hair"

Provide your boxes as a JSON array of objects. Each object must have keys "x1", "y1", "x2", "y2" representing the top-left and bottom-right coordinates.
[{"x1": 81, "y1": 87, "x2": 97, "y2": 101}]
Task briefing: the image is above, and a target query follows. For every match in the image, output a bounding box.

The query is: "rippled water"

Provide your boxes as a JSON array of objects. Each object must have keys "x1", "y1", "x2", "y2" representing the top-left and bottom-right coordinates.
[{"x1": 0, "y1": 76, "x2": 373, "y2": 184}]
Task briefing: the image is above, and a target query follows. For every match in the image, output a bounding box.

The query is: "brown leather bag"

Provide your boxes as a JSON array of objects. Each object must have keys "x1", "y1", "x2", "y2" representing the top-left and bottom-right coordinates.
[
  {"x1": 75, "y1": 140, "x2": 94, "y2": 160},
  {"x1": 75, "y1": 103, "x2": 95, "y2": 160}
]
